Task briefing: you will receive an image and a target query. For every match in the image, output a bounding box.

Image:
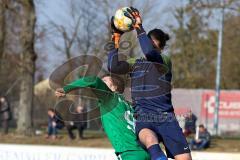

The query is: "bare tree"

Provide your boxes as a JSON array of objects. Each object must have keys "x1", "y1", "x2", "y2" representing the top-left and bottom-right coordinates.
[
  {"x1": 50, "y1": 19, "x2": 81, "y2": 60},
  {"x1": 54, "y1": 0, "x2": 107, "y2": 57},
  {"x1": 42, "y1": 0, "x2": 160, "y2": 62},
  {"x1": 17, "y1": 0, "x2": 37, "y2": 135},
  {"x1": 0, "y1": 0, "x2": 6, "y2": 59}
]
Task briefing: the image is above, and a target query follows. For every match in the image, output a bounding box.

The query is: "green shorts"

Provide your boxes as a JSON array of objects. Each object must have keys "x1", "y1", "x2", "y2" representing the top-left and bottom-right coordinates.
[{"x1": 117, "y1": 150, "x2": 150, "y2": 160}]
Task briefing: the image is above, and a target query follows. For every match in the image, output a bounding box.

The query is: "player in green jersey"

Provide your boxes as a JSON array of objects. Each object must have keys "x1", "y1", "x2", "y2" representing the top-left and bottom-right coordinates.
[{"x1": 55, "y1": 75, "x2": 150, "y2": 160}]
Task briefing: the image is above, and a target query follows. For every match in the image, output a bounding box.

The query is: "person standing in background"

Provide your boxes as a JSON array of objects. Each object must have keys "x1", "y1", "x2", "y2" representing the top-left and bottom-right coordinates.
[
  {"x1": 0, "y1": 96, "x2": 11, "y2": 135},
  {"x1": 66, "y1": 105, "x2": 87, "y2": 140}
]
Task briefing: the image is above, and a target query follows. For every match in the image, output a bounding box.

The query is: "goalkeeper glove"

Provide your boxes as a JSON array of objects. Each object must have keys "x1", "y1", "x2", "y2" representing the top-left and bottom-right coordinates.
[
  {"x1": 124, "y1": 7, "x2": 142, "y2": 30},
  {"x1": 110, "y1": 16, "x2": 124, "y2": 49}
]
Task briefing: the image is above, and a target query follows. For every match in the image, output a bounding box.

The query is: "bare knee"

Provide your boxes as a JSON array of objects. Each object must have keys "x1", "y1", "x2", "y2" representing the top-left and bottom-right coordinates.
[
  {"x1": 174, "y1": 153, "x2": 192, "y2": 160},
  {"x1": 138, "y1": 128, "x2": 158, "y2": 149}
]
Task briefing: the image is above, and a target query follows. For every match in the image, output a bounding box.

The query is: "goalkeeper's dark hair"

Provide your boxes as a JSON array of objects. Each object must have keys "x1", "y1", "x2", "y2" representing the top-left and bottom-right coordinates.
[
  {"x1": 101, "y1": 74, "x2": 125, "y2": 93},
  {"x1": 147, "y1": 28, "x2": 170, "y2": 49}
]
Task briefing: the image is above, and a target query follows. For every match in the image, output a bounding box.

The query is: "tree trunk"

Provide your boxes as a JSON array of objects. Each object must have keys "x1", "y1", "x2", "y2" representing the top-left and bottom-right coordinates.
[
  {"x1": 17, "y1": 0, "x2": 36, "y2": 135},
  {"x1": 0, "y1": 0, "x2": 6, "y2": 59}
]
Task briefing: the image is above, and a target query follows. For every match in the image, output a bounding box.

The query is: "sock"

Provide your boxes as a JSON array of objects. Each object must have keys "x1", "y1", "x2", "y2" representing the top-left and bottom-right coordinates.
[{"x1": 147, "y1": 144, "x2": 168, "y2": 160}]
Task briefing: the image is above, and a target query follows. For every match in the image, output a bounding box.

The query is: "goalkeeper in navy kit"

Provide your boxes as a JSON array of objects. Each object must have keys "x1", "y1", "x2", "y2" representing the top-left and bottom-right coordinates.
[{"x1": 108, "y1": 7, "x2": 192, "y2": 160}]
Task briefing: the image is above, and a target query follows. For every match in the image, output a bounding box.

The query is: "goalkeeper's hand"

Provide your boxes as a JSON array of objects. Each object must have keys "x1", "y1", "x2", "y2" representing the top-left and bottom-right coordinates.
[
  {"x1": 124, "y1": 7, "x2": 142, "y2": 29},
  {"x1": 111, "y1": 16, "x2": 124, "y2": 49}
]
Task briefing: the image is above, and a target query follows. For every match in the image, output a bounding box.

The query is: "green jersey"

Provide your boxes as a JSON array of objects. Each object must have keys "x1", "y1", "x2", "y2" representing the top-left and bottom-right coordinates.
[{"x1": 63, "y1": 76, "x2": 144, "y2": 153}]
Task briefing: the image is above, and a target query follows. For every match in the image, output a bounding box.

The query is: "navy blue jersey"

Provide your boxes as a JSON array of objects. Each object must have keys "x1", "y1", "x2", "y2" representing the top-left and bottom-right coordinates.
[{"x1": 108, "y1": 27, "x2": 173, "y2": 114}]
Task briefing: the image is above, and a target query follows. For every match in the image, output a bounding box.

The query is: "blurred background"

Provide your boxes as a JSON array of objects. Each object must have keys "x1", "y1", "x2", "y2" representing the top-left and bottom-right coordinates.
[{"x1": 0, "y1": 0, "x2": 240, "y2": 157}]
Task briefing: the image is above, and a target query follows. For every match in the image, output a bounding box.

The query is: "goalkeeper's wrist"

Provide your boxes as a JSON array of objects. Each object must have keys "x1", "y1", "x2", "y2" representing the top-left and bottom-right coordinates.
[
  {"x1": 112, "y1": 33, "x2": 121, "y2": 49},
  {"x1": 136, "y1": 24, "x2": 145, "y2": 35}
]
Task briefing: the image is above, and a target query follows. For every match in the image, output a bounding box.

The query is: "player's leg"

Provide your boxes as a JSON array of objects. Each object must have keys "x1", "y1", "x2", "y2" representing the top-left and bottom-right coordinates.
[
  {"x1": 174, "y1": 153, "x2": 192, "y2": 160},
  {"x1": 139, "y1": 128, "x2": 158, "y2": 148},
  {"x1": 138, "y1": 128, "x2": 167, "y2": 160},
  {"x1": 118, "y1": 150, "x2": 150, "y2": 160},
  {"x1": 155, "y1": 116, "x2": 192, "y2": 160}
]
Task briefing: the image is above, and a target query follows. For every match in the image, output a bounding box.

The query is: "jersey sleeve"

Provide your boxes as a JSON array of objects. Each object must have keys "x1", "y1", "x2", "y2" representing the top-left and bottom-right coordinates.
[
  {"x1": 107, "y1": 48, "x2": 131, "y2": 74},
  {"x1": 63, "y1": 76, "x2": 113, "y2": 102},
  {"x1": 136, "y1": 25, "x2": 164, "y2": 64},
  {"x1": 63, "y1": 76, "x2": 110, "y2": 93}
]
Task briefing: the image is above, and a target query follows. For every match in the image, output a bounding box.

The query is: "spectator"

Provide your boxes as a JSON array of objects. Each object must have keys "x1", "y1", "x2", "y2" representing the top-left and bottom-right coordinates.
[
  {"x1": 46, "y1": 108, "x2": 64, "y2": 140},
  {"x1": 0, "y1": 96, "x2": 11, "y2": 134},
  {"x1": 189, "y1": 124, "x2": 211, "y2": 150},
  {"x1": 184, "y1": 110, "x2": 197, "y2": 136},
  {"x1": 66, "y1": 105, "x2": 87, "y2": 140}
]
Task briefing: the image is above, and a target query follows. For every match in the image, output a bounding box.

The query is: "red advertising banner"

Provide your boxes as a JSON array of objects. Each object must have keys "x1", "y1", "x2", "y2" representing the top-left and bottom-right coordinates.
[{"x1": 201, "y1": 91, "x2": 240, "y2": 119}]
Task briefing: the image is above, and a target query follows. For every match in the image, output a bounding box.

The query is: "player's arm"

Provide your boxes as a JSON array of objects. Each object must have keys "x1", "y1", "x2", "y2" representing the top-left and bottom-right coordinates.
[
  {"x1": 125, "y1": 7, "x2": 164, "y2": 63},
  {"x1": 63, "y1": 76, "x2": 111, "y2": 93},
  {"x1": 55, "y1": 76, "x2": 112, "y2": 101},
  {"x1": 108, "y1": 49, "x2": 130, "y2": 74},
  {"x1": 137, "y1": 26, "x2": 164, "y2": 63},
  {"x1": 107, "y1": 17, "x2": 131, "y2": 74}
]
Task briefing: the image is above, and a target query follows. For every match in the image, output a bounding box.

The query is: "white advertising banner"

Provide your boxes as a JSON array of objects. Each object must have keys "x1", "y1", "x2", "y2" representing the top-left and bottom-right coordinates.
[
  {"x1": 0, "y1": 144, "x2": 240, "y2": 160},
  {"x1": 0, "y1": 144, "x2": 116, "y2": 160}
]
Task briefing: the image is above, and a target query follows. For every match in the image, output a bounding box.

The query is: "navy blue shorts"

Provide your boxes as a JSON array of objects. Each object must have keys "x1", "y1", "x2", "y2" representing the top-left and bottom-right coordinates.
[{"x1": 135, "y1": 112, "x2": 191, "y2": 159}]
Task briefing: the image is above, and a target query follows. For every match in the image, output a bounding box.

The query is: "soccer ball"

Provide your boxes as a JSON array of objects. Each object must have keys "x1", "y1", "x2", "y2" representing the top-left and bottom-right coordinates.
[{"x1": 113, "y1": 7, "x2": 133, "y2": 32}]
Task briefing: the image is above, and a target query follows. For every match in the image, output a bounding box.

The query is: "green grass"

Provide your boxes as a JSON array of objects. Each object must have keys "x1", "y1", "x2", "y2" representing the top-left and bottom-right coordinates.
[{"x1": 1, "y1": 129, "x2": 240, "y2": 152}]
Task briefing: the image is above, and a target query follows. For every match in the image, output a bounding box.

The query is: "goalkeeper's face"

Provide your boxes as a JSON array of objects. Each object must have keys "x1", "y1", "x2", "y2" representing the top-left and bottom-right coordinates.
[
  {"x1": 150, "y1": 35, "x2": 161, "y2": 50},
  {"x1": 102, "y1": 76, "x2": 118, "y2": 92}
]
